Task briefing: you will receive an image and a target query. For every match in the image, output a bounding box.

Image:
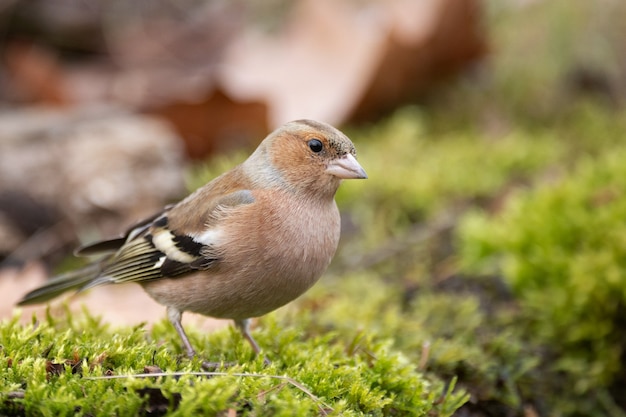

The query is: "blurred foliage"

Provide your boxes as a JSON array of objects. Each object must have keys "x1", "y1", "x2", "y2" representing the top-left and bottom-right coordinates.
[
  {"x1": 334, "y1": 105, "x2": 626, "y2": 415},
  {"x1": 337, "y1": 107, "x2": 565, "y2": 251},
  {"x1": 459, "y1": 147, "x2": 626, "y2": 414},
  {"x1": 428, "y1": 0, "x2": 625, "y2": 131}
]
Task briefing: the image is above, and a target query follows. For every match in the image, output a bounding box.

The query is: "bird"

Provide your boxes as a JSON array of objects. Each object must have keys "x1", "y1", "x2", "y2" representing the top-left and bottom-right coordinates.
[{"x1": 17, "y1": 119, "x2": 367, "y2": 366}]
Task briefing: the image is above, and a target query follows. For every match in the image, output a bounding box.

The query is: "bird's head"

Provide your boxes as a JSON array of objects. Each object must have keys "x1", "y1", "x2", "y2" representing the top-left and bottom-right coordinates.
[{"x1": 247, "y1": 119, "x2": 367, "y2": 198}]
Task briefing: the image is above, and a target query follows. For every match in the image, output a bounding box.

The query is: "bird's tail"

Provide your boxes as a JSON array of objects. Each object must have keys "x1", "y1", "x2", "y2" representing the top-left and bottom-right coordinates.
[{"x1": 17, "y1": 263, "x2": 102, "y2": 306}]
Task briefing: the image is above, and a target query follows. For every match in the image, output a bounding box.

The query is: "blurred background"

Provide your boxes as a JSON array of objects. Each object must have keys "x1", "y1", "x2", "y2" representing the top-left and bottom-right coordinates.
[
  {"x1": 0, "y1": 0, "x2": 486, "y2": 262},
  {"x1": 1, "y1": 0, "x2": 626, "y2": 415}
]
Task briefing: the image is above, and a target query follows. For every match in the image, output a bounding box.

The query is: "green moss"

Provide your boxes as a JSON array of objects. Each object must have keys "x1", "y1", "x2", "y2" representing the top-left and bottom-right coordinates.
[
  {"x1": 459, "y1": 147, "x2": 626, "y2": 412},
  {"x1": 334, "y1": 107, "x2": 567, "y2": 264},
  {"x1": 1, "y1": 308, "x2": 466, "y2": 416}
]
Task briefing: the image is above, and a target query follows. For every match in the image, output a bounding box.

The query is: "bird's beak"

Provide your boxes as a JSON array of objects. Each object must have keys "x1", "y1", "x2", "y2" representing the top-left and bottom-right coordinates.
[{"x1": 326, "y1": 154, "x2": 368, "y2": 179}]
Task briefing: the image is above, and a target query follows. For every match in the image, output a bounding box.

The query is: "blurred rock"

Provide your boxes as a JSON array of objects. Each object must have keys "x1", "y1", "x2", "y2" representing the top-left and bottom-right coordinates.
[
  {"x1": 220, "y1": 0, "x2": 487, "y2": 125},
  {"x1": 348, "y1": 0, "x2": 486, "y2": 122},
  {"x1": 0, "y1": 0, "x2": 105, "y2": 54},
  {"x1": 0, "y1": 106, "x2": 186, "y2": 249},
  {"x1": 0, "y1": 0, "x2": 487, "y2": 157}
]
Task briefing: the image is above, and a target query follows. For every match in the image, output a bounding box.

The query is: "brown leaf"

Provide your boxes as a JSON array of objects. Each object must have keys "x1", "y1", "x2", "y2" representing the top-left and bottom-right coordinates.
[
  {"x1": 45, "y1": 357, "x2": 83, "y2": 377},
  {"x1": 4, "y1": 42, "x2": 69, "y2": 105},
  {"x1": 91, "y1": 352, "x2": 108, "y2": 368},
  {"x1": 46, "y1": 361, "x2": 66, "y2": 377},
  {"x1": 151, "y1": 88, "x2": 269, "y2": 159},
  {"x1": 143, "y1": 365, "x2": 164, "y2": 374}
]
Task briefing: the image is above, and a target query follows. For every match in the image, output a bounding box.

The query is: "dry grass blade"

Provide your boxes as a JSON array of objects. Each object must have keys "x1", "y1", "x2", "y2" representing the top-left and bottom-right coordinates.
[{"x1": 87, "y1": 371, "x2": 333, "y2": 415}]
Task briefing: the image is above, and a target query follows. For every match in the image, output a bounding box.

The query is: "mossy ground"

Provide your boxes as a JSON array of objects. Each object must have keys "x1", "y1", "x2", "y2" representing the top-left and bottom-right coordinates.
[
  {"x1": 3, "y1": 0, "x2": 626, "y2": 415},
  {"x1": 2, "y1": 305, "x2": 466, "y2": 416}
]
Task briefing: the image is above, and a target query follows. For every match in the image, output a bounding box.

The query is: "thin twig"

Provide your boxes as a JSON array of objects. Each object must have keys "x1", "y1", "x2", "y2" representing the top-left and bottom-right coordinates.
[{"x1": 87, "y1": 371, "x2": 332, "y2": 415}]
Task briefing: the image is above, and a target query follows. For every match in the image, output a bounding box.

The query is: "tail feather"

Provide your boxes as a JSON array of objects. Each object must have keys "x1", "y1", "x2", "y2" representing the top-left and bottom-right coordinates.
[
  {"x1": 17, "y1": 264, "x2": 103, "y2": 306},
  {"x1": 74, "y1": 237, "x2": 126, "y2": 256}
]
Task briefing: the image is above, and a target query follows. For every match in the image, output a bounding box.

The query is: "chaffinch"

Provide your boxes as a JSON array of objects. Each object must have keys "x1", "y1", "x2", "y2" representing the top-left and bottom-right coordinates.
[{"x1": 18, "y1": 119, "x2": 367, "y2": 366}]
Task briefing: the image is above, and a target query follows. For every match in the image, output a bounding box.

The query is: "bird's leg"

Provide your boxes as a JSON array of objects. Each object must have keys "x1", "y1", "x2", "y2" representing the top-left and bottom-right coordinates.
[
  {"x1": 167, "y1": 307, "x2": 233, "y2": 370},
  {"x1": 167, "y1": 306, "x2": 196, "y2": 359},
  {"x1": 235, "y1": 318, "x2": 270, "y2": 365},
  {"x1": 234, "y1": 318, "x2": 261, "y2": 354},
  {"x1": 167, "y1": 309, "x2": 268, "y2": 368}
]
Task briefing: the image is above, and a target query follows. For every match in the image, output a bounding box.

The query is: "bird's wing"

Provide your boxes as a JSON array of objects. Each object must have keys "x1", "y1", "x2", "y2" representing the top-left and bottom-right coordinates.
[
  {"x1": 74, "y1": 205, "x2": 175, "y2": 256},
  {"x1": 82, "y1": 190, "x2": 256, "y2": 288}
]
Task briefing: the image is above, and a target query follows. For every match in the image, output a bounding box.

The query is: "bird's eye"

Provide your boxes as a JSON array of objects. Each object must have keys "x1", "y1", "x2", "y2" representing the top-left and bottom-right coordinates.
[{"x1": 308, "y1": 139, "x2": 323, "y2": 153}]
